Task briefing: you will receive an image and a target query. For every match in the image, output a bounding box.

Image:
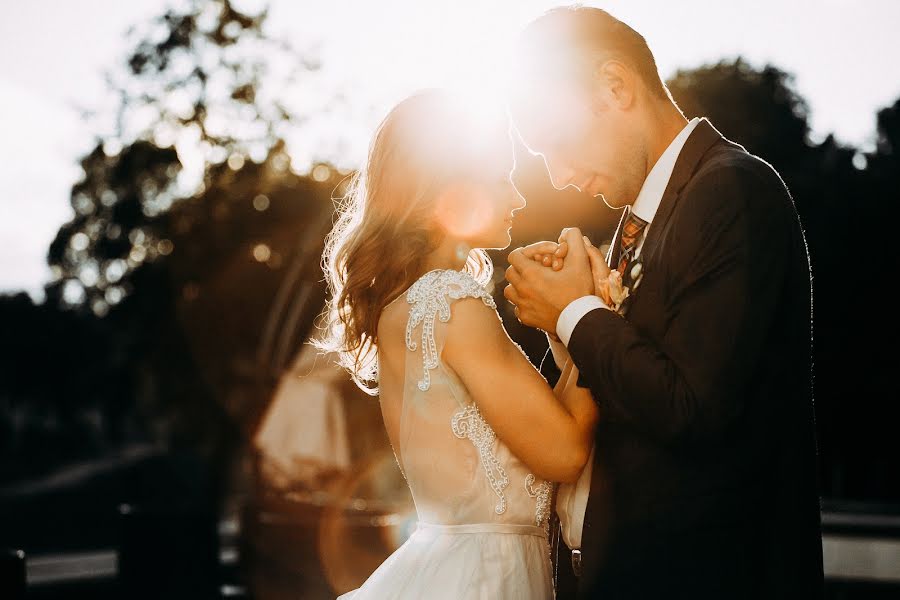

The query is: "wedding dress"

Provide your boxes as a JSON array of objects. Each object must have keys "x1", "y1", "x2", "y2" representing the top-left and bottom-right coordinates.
[{"x1": 337, "y1": 268, "x2": 555, "y2": 599}]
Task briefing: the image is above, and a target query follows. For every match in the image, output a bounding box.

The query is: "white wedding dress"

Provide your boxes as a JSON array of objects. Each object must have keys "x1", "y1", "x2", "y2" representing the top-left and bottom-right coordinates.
[{"x1": 337, "y1": 268, "x2": 555, "y2": 600}]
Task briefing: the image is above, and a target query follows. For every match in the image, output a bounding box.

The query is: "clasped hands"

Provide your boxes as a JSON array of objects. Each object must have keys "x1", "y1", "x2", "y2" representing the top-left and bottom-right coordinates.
[{"x1": 504, "y1": 228, "x2": 610, "y2": 337}]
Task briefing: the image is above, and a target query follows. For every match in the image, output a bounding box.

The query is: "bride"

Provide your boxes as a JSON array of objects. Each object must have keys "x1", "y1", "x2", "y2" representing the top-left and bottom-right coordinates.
[{"x1": 316, "y1": 89, "x2": 599, "y2": 599}]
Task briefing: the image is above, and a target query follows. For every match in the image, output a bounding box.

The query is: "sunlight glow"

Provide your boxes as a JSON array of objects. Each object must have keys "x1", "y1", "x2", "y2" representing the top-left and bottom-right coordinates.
[
  {"x1": 4, "y1": 0, "x2": 900, "y2": 298},
  {"x1": 268, "y1": 0, "x2": 538, "y2": 173},
  {"x1": 433, "y1": 186, "x2": 496, "y2": 240}
]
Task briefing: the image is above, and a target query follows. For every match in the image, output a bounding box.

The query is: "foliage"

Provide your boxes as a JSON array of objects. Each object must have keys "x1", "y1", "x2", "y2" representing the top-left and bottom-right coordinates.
[{"x1": 47, "y1": 0, "x2": 317, "y2": 316}]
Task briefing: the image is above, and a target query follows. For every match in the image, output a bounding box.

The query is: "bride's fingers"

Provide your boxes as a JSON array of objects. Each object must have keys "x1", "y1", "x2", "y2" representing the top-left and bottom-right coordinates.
[
  {"x1": 520, "y1": 241, "x2": 560, "y2": 261},
  {"x1": 531, "y1": 253, "x2": 554, "y2": 267},
  {"x1": 584, "y1": 234, "x2": 611, "y2": 302},
  {"x1": 552, "y1": 241, "x2": 569, "y2": 270},
  {"x1": 585, "y1": 244, "x2": 610, "y2": 284}
]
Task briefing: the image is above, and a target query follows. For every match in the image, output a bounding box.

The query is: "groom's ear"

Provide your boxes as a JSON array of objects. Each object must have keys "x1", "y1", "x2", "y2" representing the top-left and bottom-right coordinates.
[{"x1": 592, "y1": 60, "x2": 634, "y2": 112}]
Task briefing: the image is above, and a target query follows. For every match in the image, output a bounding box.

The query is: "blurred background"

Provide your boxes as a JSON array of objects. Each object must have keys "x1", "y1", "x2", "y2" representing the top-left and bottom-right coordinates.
[{"x1": 1, "y1": 0, "x2": 899, "y2": 598}]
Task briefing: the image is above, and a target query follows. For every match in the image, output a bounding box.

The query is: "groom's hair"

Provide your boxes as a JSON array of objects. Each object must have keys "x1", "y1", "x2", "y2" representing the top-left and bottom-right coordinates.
[{"x1": 515, "y1": 5, "x2": 671, "y2": 102}]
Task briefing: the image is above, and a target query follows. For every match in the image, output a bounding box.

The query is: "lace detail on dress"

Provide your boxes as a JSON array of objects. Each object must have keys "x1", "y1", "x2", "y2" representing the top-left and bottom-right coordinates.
[
  {"x1": 405, "y1": 269, "x2": 496, "y2": 392},
  {"x1": 451, "y1": 403, "x2": 510, "y2": 515},
  {"x1": 525, "y1": 474, "x2": 554, "y2": 529}
]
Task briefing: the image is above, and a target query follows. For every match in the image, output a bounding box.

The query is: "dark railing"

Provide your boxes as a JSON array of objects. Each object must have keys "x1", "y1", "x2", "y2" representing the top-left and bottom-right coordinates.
[
  {"x1": 7, "y1": 503, "x2": 899, "y2": 600},
  {"x1": 821, "y1": 500, "x2": 900, "y2": 599}
]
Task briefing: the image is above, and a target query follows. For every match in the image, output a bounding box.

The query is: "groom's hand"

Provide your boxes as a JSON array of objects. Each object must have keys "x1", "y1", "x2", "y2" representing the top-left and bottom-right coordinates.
[
  {"x1": 529, "y1": 230, "x2": 580, "y2": 271},
  {"x1": 518, "y1": 240, "x2": 561, "y2": 264},
  {"x1": 527, "y1": 240, "x2": 567, "y2": 271},
  {"x1": 504, "y1": 228, "x2": 595, "y2": 335}
]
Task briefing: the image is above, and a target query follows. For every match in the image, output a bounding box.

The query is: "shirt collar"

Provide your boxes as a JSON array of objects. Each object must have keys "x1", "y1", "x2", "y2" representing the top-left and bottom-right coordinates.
[{"x1": 631, "y1": 117, "x2": 701, "y2": 224}]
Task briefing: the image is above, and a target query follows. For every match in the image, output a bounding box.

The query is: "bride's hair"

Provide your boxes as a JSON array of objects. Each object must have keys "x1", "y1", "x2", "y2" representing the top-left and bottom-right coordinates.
[{"x1": 315, "y1": 89, "x2": 507, "y2": 394}]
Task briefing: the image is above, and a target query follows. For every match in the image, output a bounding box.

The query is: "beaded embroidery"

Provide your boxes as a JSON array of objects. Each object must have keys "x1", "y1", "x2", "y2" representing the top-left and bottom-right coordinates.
[
  {"x1": 405, "y1": 269, "x2": 510, "y2": 516},
  {"x1": 525, "y1": 474, "x2": 554, "y2": 529},
  {"x1": 451, "y1": 403, "x2": 510, "y2": 514},
  {"x1": 405, "y1": 269, "x2": 496, "y2": 392}
]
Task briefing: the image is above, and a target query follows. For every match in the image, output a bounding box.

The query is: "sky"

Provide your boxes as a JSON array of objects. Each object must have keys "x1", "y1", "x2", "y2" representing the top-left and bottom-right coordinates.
[{"x1": 2, "y1": 0, "x2": 899, "y2": 302}]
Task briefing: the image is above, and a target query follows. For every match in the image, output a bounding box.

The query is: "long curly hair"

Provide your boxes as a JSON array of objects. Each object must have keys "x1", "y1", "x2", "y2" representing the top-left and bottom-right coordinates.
[{"x1": 315, "y1": 89, "x2": 507, "y2": 393}]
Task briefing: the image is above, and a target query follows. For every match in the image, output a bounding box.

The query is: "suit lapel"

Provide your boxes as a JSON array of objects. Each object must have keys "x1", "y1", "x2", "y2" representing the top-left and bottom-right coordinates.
[
  {"x1": 604, "y1": 119, "x2": 724, "y2": 271},
  {"x1": 639, "y1": 118, "x2": 725, "y2": 265},
  {"x1": 580, "y1": 119, "x2": 728, "y2": 560}
]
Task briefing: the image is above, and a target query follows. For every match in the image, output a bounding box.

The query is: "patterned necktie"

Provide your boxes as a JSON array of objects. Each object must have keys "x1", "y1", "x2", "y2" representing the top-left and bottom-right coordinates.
[{"x1": 617, "y1": 207, "x2": 649, "y2": 275}]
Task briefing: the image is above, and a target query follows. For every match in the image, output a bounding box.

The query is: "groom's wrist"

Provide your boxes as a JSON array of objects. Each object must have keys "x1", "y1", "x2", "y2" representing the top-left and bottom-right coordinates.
[{"x1": 556, "y1": 295, "x2": 610, "y2": 346}]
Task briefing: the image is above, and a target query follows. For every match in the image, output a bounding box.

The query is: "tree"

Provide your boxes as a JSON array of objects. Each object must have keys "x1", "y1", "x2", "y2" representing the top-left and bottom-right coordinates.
[
  {"x1": 6, "y1": 0, "x2": 340, "y2": 485},
  {"x1": 668, "y1": 59, "x2": 900, "y2": 501},
  {"x1": 667, "y1": 58, "x2": 811, "y2": 173},
  {"x1": 46, "y1": 0, "x2": 317, "y2": 316}
]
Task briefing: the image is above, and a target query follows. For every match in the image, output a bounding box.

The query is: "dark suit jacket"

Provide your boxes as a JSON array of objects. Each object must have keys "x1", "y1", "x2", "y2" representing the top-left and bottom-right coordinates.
[{"x1": 543, "y1": 118, "x2": 824, "y2": 599}]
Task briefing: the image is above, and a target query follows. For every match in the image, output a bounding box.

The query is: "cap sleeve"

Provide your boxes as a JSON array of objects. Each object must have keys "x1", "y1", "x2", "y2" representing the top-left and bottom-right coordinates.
[{"x1": 405, "y1": 269, "x2": 496, "y2": 391}]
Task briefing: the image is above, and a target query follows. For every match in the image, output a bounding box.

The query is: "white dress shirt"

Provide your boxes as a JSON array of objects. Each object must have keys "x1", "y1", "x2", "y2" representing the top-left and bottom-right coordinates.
[{"x1": 555, "y1": 116, "x2": 701, "y2": 550}]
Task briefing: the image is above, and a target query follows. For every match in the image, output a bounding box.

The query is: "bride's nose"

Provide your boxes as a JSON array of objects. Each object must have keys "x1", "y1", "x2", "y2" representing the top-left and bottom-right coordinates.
[
  {"x1": 510, "y1": 188, "x2": 527, "y2": 212},
  {"x1": 507, "y1": 179, "x2": 526, "y2": 209}
]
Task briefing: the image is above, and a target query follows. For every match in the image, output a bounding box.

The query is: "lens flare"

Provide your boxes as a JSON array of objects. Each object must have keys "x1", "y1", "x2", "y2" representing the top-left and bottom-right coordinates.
[
  {"x1": 317, "y1": 449, "x2": 415, "y2": 594},
  {"x1": 432, "y1": 183, "x2": 497, "y2": 241}
]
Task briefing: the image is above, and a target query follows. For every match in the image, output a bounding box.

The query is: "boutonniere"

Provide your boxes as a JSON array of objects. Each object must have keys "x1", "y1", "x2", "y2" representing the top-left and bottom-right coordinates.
[{"x1": 597, "y1": 259, "x2": 644, "y2": 315}]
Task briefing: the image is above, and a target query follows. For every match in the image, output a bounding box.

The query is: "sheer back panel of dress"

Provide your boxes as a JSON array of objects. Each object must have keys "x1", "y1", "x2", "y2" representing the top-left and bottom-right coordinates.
[{"x1": 376, "y1": 269, "x2": 553, "y2": 530}]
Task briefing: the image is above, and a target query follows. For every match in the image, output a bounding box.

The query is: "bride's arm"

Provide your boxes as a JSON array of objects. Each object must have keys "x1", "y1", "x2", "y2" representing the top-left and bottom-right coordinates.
[
  {"x1": 554, "y1": 361, "x2": 596, "y2": 444},
  {"x1": 443, "y1": 298, "x2": 599, "y2": 483},
  {"x1": 548, "y1": 333, "x2": 571, "y2": 371}
]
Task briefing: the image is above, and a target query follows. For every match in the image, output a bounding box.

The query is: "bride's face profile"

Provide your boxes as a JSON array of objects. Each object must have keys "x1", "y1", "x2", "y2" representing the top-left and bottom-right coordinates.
[
  {"x1": 432, "y1": 152, "x2": 526, "y2": 251},
  {"x1": 318, "y1": 90, "x2": 515, "y2": 389}
]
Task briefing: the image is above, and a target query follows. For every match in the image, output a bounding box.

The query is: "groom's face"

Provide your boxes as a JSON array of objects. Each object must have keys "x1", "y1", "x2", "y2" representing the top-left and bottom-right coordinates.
[{"x1": 511, "y1": 83, "x2": 642, "y2": 208}]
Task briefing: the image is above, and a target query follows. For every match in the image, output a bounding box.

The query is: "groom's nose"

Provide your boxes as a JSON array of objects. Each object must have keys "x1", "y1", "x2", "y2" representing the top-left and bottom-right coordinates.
[{"x1": 544, "y1": 156, "x2": 575, "y2": 191}]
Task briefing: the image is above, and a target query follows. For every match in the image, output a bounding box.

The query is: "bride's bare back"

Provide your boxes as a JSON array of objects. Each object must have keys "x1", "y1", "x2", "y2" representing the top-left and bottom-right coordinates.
[
  {"x1": 375, "y1": 269, "x2": 552, "y2": 527},
  {"x1": 375, "y1": 268, "x2": 598, "y2": 527},
  {"x1": 336, "y1": 268, "x2": 597, "y2": 600}
]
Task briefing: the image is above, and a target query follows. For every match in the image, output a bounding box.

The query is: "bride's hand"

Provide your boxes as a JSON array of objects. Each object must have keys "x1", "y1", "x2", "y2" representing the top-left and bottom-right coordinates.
[
  {"x1": 538, "y1": 231, "x2": 613, "y2": 305},
  {"x1": 583, "y1": 237, "x2": 613, "y2": 306},
  {"x1": 518, "y1": 240, "x2": 562, "y2": 269},
  {"x1": 523, "y1": 230, "x2": 595, "y2": 274}
]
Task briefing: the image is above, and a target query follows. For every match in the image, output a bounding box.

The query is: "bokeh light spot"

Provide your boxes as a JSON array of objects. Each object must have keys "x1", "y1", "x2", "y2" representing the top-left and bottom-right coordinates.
[
  {"x1": 252, "y1": 194, "x2": 270, "y2": 211},
  {"x1": 157, "y1": 239, "x2": 174, "y2": 256},
  {"x1": 253, "y1": 243, "x2": 271, "y2": 262},
  {"x1": 312, "y1": 164, "x2": 331, "y2": 182}
]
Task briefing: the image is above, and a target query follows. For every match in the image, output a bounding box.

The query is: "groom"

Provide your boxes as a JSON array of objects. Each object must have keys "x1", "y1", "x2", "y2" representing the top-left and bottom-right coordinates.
[{"x1": 503, "y1": 7, "x2": 824, "y2": 599}]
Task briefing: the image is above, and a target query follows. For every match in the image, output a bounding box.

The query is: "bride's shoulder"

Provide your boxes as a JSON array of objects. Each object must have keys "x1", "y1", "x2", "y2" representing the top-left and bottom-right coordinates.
[
  {"x1": 402, "y1": 269, "x2": 501, "y2": 390},
  {"x1": 402, "y1": 268, "x2": 500, "y2": 330},
  {"x1": 406, "y1": 268, "x2": 496, "y2": 308}
]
